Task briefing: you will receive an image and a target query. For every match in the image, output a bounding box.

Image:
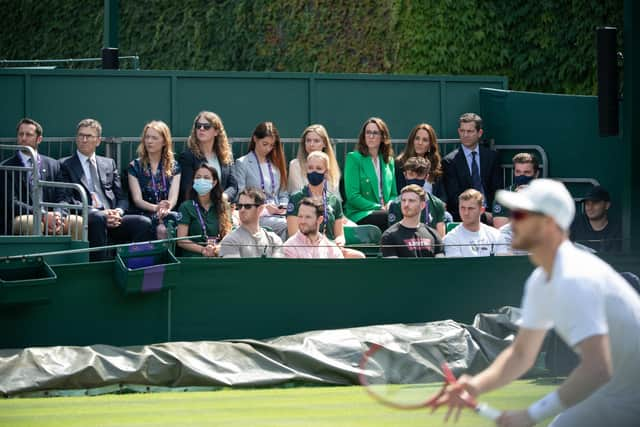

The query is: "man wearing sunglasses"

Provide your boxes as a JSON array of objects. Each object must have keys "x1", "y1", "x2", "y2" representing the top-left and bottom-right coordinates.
[
  {"x1": 440, "y1": 179, "x2": 640, "y2": 427},
  {"x1": 218, "y1": 187, "x2": 283, "y2": 258}
]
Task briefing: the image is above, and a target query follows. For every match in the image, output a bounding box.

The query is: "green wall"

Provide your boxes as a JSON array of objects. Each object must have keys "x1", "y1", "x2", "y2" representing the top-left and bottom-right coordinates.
[
  {"x1": 1, "y1": 256, "x2": 531, "y2": 349},
  {"x1": 0, "y1": 70, "x2": 506, "y2": 141}
]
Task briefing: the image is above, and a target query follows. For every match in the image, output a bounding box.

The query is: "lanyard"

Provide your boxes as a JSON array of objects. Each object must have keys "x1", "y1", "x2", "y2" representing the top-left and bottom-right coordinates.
[
  {"x1": 306, "y1": 182, "x2": 329, "y2": 233},
  {"x1": 252, "y1": 151, "x2": 276, "y2": 197},
  {"x1": 149, "y1": 162, "x2": 167, "y2": 203},
  {"x1": 193, "y1": 200, "x2": 209, "y2": 241},
  {"x1": 423, "y1": 196, "x2": 430, "y2": 225},
  {"x1": 20, "y1": 152, "x2": 42, "y2": 186}
]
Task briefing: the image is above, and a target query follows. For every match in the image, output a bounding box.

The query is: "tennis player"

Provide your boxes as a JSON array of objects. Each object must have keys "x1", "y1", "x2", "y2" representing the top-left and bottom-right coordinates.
[{"x1": 440, "y1": 179, "x2": 640, "y2": 427}]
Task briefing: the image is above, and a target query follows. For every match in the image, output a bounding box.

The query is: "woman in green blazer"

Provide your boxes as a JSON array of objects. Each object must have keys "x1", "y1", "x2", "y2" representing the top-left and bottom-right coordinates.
[{"x1": 344, "y1": 117, "x2": 397, "y2": 231}]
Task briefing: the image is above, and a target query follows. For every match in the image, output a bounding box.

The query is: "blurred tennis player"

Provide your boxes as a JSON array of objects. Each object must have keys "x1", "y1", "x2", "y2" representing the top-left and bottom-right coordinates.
[{"x1": 439, "y1": 179, "x2": 640, "y2": 427}]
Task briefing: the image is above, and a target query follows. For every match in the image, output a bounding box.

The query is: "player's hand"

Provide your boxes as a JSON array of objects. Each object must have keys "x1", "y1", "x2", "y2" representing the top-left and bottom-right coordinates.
[
  {"x1": 434, "y1": 375, "x2": 479, "y2": 423},
  {"x1": 497, "y1": 409, "x2": 535, "y2": 427}
]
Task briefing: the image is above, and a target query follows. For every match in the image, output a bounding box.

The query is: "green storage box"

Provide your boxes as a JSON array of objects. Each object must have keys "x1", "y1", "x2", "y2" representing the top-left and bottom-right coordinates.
[
  {"x1": 114, "y1": 243, "x2": 181, "y2": 294},
  {"x1": 0, "y1": 256, "x2": 57, "y2": 305}
]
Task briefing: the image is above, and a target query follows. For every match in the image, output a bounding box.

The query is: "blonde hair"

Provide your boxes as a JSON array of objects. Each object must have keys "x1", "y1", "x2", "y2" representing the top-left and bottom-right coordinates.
[
  {"x1": 296, "y1": 124, "x2": 341, "y2": 190},
  {"x1": 187, "y1": 111, "x2": 233, "y2": 165},
  {"x1": 137, "y1": 120, "x2": 175, "y2": 177},
  {"x1": 458, "y1": 188, "x2": 484, "y2": 207}
]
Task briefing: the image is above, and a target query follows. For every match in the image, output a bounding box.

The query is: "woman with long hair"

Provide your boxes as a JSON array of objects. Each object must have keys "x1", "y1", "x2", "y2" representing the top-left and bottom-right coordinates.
[
  {"x1": 343, "y1": 117, "x2": 397, "y2": 231},
  {"x1": 395, "y1": 123, "x2": 443, "y2": 194},
  {"x1": 128, "y1": 120, "x2": 181, "y2": 239},
  {"x1": 232, "y1": 121, "x2": 289, "y2": 240},
  {"x1": 176, "y1": 164, "x2": 232, "y2": 257},
  {"x1": 178, "y1": 111, "x2": 237, "y2": 205},
  {"x1": 287, "y1": 124, "x2": 341, "y2": 196}
]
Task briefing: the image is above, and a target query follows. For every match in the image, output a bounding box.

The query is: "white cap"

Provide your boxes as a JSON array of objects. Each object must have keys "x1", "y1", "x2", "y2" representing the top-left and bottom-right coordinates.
[{"x1": 495, "y1": 179, "x2": 575, "y2": 231}]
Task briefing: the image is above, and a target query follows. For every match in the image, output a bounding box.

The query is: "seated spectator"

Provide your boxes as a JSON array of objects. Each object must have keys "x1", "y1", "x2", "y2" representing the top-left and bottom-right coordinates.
[
  {"x1": 286, "y1": 151, "x2": 364, "y2": 259},
  {"x1": 57, "y1": 118, "x2": 153, "y2": 261},
  {"x1": 176, "y1": 164, "x2": 232, "y2": 257},
  {"x1": 498, "y1": 222, "x2": 528, "y2": 256},
  {"x1": 395, "y1": 123, "x2": 443, "y2": 195},
  {"x1": 233, "y1": 122, "x2": 288, "y2": 240},
  {"x1": 492, "y1": 152, "x2": 540, "y2": 228},
  {"x1": 219, "y1": 188, "x2": 283, "y2": 258},
  {"x1": 387, "y1": 156, "x2": 446, "y2": 237},
  {"x1": 1, "y1": 118, "x2": 82, "y2": 238},
  {"x1": 381, "y1": 184, "x2": 444, "y2": 258},
  {"x1": 287, "y1": 124, "x2": 341, "y2": 196},
  {"x1": 441, "y1": 113, "x2": 501, "y2": 222},
  {"x1": 128, "y1": 120, "x2": 181, "y2": 239},
  {"x1": 178, "y1": 111, "x2": 237, "y2": 205},
  {"x1": 283, "y1": 197, "x2": 344, "y2": 259},
  {"x1": 443, "y1": 189, "x2": 506, "y2": 257},
  {"x1": 570, "y1": 185, "x2": 622, "y2": 252},
  {"x1": 344, "y1": 117, "x2": 397, "y2": 231}
]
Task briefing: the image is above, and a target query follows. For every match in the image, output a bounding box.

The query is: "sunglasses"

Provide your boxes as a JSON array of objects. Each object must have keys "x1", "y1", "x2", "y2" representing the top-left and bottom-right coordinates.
[
  {"x1": 511, "y1": 210, "x2": 543, "y2": 221},
  {"x1": 195, "y1": 122, "x2": 213, "y2": 130},
  {"x1": 236, "y1": 203, "x2": 261, "y2": 210}
]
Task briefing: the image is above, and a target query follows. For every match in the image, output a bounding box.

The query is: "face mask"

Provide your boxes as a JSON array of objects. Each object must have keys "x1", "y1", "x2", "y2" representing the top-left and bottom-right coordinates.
[
  {"x1": 193, "y1": 178, "x2": 214, "y2": 195},
  {"x1": 405, "y1": 178, "x2": 426, "y2": 188},
  {"x1": 514, "y1": 175, "x2": 534, "y2": 187},
  {"x1": 307, "y1": 171, "x2": 325, "y2": 186}
]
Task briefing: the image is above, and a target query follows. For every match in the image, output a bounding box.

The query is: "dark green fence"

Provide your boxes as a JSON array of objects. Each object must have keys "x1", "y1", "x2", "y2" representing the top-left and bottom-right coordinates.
[{"x1": 0, "y1": 69, "x2": 506, "y2": 141}]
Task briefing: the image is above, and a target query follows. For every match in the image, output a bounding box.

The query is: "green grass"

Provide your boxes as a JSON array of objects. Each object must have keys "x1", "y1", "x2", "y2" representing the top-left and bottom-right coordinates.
[{"x1": 0, "y1": 380, "x2": 555, "y2": 427}]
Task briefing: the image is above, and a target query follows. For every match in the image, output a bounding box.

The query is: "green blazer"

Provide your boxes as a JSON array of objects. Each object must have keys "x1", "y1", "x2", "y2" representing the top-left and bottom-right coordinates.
[{"x1": 344, "y1": 151, "x2": 397, "y2": 223}]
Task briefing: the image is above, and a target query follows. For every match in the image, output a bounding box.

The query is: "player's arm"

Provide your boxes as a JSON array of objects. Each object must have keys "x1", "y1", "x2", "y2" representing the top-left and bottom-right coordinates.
[
  {"x1": 556, "y1": 334, "x2": 612, "y2": 407},
  {"x1": 467, "y1": 327, "x2": 547, "y2": 396}
]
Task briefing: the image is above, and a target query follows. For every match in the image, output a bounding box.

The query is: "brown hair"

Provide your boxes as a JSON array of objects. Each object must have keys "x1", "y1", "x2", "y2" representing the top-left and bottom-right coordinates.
[
  {"x1": 187, "y1": 111, "x2": 233, "y2": 165},
  {"x1": 458, "y1": 113, "x2": 483, "y2": 131},
  {"x1": 299, "y1": 196, "x2": 324, "y2": 219},
  {"x1": 356, "y1": 117, "x2": 393, "y2": 163},
  {"x1": 248, "y1": 121, "x2": 287, "y2": 189},
  {"x1": 396, "y1": 123, "x2": 442, "y2": 181},
  {"x1": 16, "y1": 118, "x2": 43, "y2": 137},
  {"x1": 400, "y1": 184, "x2": 426, "y2": 202},
  {"x1": 238, "y1": 187, "x2": 267, "y2": 205},
  {"x1": 512, "y1": 152, "x2": 539, "y2": 172},
  {"x1": 402, "y1": 156, "x2": 431, "y2": 177}
]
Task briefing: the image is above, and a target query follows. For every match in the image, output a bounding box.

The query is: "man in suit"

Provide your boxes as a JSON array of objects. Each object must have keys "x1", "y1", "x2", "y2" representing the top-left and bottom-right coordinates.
[
  {"x1": 0, "y1": 118, "x2": 82, "y2": 237},
  {"x1": 441, "y1": 113, "x2": 501, "y2": 222},
  {"x1": 58, "y1": 118, "x2": 152, "y2": 260}
]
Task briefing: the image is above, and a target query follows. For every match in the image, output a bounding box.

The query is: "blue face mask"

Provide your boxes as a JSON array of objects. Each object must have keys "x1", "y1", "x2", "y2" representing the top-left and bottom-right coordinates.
[
  {"x1": 514, "y1": 175, "x2": 534, "y2": 187},
  {"x1": 307, "y1": 171, "x2": 325, "y2": 186},
  {"x1": 405, "y1": 178, "x2": 426, "y2": 188},
  {"x1": 193, "y1": 178, "x2": 214, "y2": 195}
]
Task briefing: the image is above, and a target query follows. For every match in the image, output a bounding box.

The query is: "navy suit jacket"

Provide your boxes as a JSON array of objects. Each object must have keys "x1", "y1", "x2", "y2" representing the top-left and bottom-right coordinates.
[
  {"x1": 177, "y1": 149, "x2": 237, "y2": 204},
  {"x1": 0, "y1": 152, "x2": 60, "y2": 234},
  {"x1": 441, "y1": 145, "x2": 501, "y2": 221},
  {"x1": 57, "y1": 153, "x2": 129, "y2": 212}
]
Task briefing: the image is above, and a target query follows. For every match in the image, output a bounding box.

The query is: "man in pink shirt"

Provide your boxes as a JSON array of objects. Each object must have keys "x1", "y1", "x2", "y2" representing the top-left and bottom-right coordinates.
[{"x1": 283, "y1": 197, "x2": 344, "y2": 259}]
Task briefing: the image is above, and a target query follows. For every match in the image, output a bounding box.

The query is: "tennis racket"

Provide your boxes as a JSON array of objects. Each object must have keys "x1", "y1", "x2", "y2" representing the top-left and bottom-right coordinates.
[{"x1": 359, "y1": 342, "x2": 501, "y2": 422}]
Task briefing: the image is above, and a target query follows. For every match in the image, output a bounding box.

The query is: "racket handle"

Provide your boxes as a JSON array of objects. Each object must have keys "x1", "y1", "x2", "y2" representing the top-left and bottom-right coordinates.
[{"x1": 475, "y1": 403, "x2": 502, "y2": 421}]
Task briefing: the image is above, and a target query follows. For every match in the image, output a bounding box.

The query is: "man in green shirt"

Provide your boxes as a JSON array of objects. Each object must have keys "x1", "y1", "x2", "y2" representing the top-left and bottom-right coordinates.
[{"x1": 387, "y1": 156, "x2": 446, "y2": 237}]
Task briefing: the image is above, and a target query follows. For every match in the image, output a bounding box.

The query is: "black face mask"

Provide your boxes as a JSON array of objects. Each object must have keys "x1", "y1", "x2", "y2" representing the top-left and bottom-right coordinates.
[
  {"x1": 405, "y1": 178, "x2": 426, "y2": 188},
  {"x1": 514, "y1": 175, "x2": 534, "y2": 187},
  {"x1": 307, "y1": 171, "x2": 325, "y2": 186}
]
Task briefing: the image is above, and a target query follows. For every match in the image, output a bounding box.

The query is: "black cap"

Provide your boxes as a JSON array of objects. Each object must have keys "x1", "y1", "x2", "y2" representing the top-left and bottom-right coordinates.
[{"x1": 584, "y1": 185, "x2": 610, "y2": 202}]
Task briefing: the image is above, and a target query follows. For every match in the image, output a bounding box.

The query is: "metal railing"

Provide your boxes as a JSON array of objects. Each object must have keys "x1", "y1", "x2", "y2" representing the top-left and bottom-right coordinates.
[
  {"x1": 0, "y1": 56, "x2": 141, "y2": 69},
  {"x1": 0, "y1": 144, "x2": 89, "y2": 240}
]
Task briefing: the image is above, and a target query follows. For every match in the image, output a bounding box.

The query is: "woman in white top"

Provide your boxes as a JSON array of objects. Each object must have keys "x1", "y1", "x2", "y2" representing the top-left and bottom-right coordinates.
[
  {"x1": 287, "y1": 124, "x2": 341, "y2": 196},
  {"x1": 233, "y1": 121, "x2": 289, "y2": 240}
]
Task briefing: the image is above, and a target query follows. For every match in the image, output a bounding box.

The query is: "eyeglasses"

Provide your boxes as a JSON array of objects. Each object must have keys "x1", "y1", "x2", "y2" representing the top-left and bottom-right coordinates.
[
  {"x1": 365, "y1": 130, "x2": 382, "y2": 136},
  {"x1": 511, "y1": 210, "x2": 542, "y2": 221},
  {"x1": 236, "y1": 203, "x2": 261, "y2": 210},
  {"x1": 77, "y1": 133, "x2": 98, "y2": 141},
  {"x1": 195, "y1": 122, "x2": 213, "y2": 130}
]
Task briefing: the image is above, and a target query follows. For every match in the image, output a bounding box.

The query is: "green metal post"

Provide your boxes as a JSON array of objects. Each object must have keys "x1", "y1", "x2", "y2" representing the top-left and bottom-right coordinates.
[{"x1": 103, "y1": 0, "x2": 119, "y2": 48}]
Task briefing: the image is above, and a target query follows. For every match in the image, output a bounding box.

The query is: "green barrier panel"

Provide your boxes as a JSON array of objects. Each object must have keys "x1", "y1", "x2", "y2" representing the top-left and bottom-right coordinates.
[
  {"x1": 0, "y1": 236, "x2": 89, "y2": 264},
  {"x1": 114, "y1": 243, "x2": 181, "y2": 294},
  {"x1": 0, "y1": 256, "x2": 57, "y2": 305}
]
